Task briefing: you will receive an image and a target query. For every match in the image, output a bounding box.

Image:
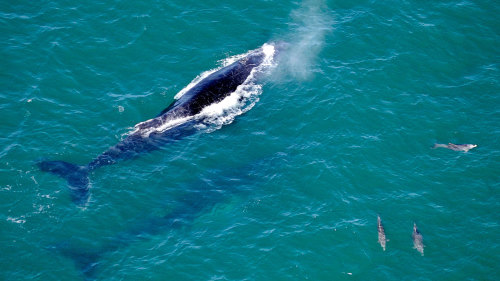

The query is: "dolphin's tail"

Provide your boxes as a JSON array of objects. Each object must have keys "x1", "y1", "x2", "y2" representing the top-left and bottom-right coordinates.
[
  {"x1": 432, "y1": 143, "x2": 448, "y2": 149},
  {"x1": 37, "y1": 160, "x2": 90, "y2": 206}
]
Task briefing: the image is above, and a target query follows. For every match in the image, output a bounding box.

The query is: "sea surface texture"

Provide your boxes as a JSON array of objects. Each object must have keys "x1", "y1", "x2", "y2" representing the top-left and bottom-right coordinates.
[{"x1": 1, "y1": 0, "x2": 499, "y2": 280}]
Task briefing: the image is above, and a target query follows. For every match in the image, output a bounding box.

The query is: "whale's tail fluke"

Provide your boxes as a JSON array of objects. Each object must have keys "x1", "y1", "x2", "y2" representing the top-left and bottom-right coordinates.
[{"x1": 37, "y1": 160, "x2": 90, "y2": 206}]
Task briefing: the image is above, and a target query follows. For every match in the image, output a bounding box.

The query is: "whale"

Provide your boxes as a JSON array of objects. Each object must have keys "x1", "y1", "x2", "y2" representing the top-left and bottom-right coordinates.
[
  {"x1": 38, "y1": 43, "x2": 277, "y2": 206},
  {"x1": 433, "y1": 143, "x2": 477, "y2": 152}
]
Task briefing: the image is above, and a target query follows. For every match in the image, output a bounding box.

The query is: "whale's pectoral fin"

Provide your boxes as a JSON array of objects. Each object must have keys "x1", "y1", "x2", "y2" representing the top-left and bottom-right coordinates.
[
  {"x1": 47, "y1": 242, "x2": 101, "y2": 280},
  {"x1": 38, "y1": 160, "x2": 90, "y2": 206}
]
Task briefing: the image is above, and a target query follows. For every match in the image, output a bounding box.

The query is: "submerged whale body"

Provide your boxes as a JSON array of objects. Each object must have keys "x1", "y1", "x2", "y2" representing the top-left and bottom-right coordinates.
[{"x1": 38, "y1": 44, "x2": 276, "y2": 205}]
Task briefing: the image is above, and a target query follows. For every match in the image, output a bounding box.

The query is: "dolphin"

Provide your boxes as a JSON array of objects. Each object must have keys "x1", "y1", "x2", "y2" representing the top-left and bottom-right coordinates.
[
  {"x1": 433, "y1": 143, "x2": 477, "y2": 152},
  {"x1": 38, "y1": 44, "x2": 277, "y2": 206},
  {"x1": 412, "y1": 223, "x2": 424, "y2": 256},
  {"x1": 377, "y1": 215, "x2": 387, "y2": 251}
]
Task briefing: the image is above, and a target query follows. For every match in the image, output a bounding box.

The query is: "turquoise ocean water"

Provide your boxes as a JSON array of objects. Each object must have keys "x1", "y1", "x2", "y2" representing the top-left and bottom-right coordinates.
[{"x1": 1, "y1": 0, "x2": 499, "y2": 280}]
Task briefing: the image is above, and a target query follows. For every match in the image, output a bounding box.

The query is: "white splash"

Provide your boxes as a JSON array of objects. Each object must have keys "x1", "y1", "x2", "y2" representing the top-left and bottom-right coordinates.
[{"x1": 7, "y1": 216, "x2": 26, "y2": 224}]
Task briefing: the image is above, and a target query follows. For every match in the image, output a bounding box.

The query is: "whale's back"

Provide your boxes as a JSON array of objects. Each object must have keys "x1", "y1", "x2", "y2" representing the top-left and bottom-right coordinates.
[{"x1": 167, "y1": 50, "x2": 265, "y2": 117}]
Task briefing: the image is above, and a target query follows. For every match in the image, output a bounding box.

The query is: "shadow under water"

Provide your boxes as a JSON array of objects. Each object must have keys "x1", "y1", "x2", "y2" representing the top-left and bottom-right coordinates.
[{"x1": 51, "y1": 153, "x2": 285, "y2": 279}]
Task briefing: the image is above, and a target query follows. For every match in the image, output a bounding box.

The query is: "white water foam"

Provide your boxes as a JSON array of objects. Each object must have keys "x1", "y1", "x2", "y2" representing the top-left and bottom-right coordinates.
[{"x1": 133, "y1": 43, "x2": 276, "y2": 137}]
